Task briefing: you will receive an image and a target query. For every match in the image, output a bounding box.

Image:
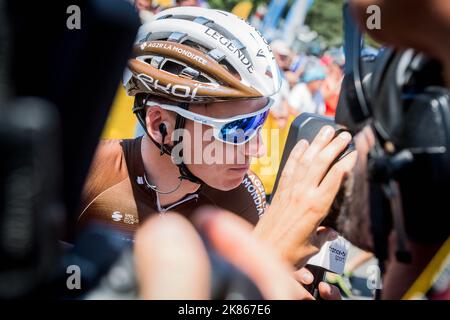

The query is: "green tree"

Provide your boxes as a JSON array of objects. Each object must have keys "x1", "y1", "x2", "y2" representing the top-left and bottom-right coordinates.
[
  {"x1": 305, "y1": 0, "x2": 344, "y2": 48},
  {"x1": 207, "y1": 0, "x2": 345, "y2": 47},
  {"x1": 208, "y1": 0, "x2": 241, "y2": 11}
]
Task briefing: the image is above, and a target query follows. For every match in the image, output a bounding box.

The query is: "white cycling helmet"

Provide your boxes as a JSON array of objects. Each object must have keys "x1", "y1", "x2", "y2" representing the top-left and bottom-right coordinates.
[{"x1": 123, "y1": 6, "x2": 282, "y2": 103}]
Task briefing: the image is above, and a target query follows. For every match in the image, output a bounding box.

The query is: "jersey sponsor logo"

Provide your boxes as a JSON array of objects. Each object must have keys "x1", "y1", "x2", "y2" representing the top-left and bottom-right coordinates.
[
  {"x1": 141, "y1": 42, "x2": 208, "y2": 65},
  {"x1": 242, "y1": 174, "x2": 266, "y2": 217},
  {"x1": 204, "y1": 28, "x2": 254, "y2": 74},
  {"x1": 329, "y1": 246, "x2": 347, "y2": 258},
  {"x1": 124, "y1": 214, "x2": 139, "y2": 225},
  {"x1": 111, "y1": 211, "x2": 139, "y2": 224},
  {"x1": 112, "y1": 211, "x2": 123, "y2": 222},
  {"x1": 137, "y1": 73, "x2": 201, "y2": 99}
]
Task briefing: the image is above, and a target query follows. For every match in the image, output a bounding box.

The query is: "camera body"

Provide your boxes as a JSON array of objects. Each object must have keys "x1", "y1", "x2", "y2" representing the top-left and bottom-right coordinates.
[
  {"x1": 335, "y1": 3, "x2": 450, "y2": 273},
  {"x1": 274, "y1": 4, "x2": 450, "y2": 270},
  {"x1": 335, "y1": 30, "x2": 450, "y2": 245}
]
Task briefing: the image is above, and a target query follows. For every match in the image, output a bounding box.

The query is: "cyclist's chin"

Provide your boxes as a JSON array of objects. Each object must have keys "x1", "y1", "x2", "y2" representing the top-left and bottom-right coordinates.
[
  {"x1": 188, "y1": 163, "x2": 249, "y2": 191},
  {"x1": 209, "y1": 177, "x2": 245, "y2": 191},
  {"x1": 201, "y1": 169, "x2": 247, "y2": 191}
]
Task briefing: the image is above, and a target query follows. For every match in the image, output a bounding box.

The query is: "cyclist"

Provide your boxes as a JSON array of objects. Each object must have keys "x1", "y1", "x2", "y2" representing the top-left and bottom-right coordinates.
[{"x1": 77, "y1": 6, "x2": 281, "y2": 236}]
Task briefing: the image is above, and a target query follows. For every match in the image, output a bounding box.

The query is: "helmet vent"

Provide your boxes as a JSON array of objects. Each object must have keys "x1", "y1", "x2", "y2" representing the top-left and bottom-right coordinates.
[
  {"x1": 157, "y1": 14, "x2": 173, "y2": 20},
  {"x1": 180, "y1": 67, "x2": 200, "y2": 80},
  {"x1": 193, "y1": 16, "x2": 213, "y2": 26},
  {"x1": 161, "y1": 60, "x2": 185, "y2": 75},
  {"x1": 220, "y1": 60, "x2": 241, "y2": 81},
  {"x1": 207, "y1": 48, "x2": 226, "y2": 62},
  {"x1": 230, "y1": 39, "x2": 245, "y2": 51},
  {"x1": 167, "y1": 32, "x2": 187, "y2": 43},
  {"x1": 137, "y1": 32, "x2": 152, "y2": 44},
  {"x1": 150, "y1": 56, "x2": 165, "y2": 69},
  {"x1": 197, "y1": 74, "x2": 213, "y2": 83},
  {"x1": 181, "y1": 40, "x2": 208, "y2": 54}
]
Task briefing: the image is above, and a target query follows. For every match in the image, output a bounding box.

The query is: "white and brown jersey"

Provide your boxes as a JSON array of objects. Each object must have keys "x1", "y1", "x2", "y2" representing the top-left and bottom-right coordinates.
[{"x1": 77, "y1": 137, "x2": 266, "y2": 238}]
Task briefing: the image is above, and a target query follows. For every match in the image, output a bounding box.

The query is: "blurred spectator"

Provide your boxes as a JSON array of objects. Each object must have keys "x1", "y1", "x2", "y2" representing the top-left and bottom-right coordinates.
[
  {"x1": 135, "y1": 0, "x2": 154, "y2": 23},
  {"x1": 320, "y1": 53, "x2": 344, "y2": 117},
  {"x1": 135, "y1": 0, "x2": 152, "y2": 11},
  {"x1": 175, "y1": 0, "x2": 199, "y2": 6},
  {"x1": 249, "y1": 4, "x2": 267, "y2": 30},
  {"x1": 272, "y1": 40, "x2": 293, "y2": 72},
  {"x1": 285, "y1": 51, "x2": 324, "y2": 89},
  {"x1": 285, "y1": 53, "x2": 309, "y2": 89},
  {"x1": 268, "y1": 40, "x2": 292, "y2": 128},
  {"x1": 287, "y1": 64, "x2": 327, "y2": 115}
]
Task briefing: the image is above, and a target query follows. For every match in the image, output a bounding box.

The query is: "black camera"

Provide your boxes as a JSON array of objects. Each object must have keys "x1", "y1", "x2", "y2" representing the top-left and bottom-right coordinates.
[{"x1": 335, "y1": 2, "x2": 450, "y2": 251}]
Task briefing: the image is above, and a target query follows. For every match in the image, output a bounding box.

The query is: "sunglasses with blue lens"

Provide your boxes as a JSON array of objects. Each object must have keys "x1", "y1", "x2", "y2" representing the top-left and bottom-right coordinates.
[{"x1": 149, "y1": 99, "x2": 273, "y2": 145}]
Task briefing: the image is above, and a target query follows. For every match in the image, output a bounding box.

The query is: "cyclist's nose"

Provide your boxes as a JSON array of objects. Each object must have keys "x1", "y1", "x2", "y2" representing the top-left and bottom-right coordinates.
[{"x1": 244, "y1": 129, "x2": 266, "y2": 158}]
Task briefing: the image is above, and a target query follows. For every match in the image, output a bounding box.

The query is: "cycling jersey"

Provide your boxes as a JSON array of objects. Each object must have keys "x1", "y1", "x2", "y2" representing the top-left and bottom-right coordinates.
[{"x1": 77, "y1": 137, "x2": 267, "y2": 237}]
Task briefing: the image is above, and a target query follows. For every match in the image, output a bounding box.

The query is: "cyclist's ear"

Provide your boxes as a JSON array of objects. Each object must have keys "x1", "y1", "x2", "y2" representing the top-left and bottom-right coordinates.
[{"x1": 145, "y1": 106, "x2": 175, "y2": 144}]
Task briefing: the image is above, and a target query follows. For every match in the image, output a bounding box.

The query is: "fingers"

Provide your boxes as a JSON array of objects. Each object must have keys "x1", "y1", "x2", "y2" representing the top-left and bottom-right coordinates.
[
  {"x1": 279, "y1": 139, "x2": 309, "y2": 186},
  {"x1": 294, "y1": 268, "x2": 314, "y2": 285},
  {"x1": 305, "y1": 131, "x2": 353, "y2": 187},
  {"x1": 134, "y1": 212, "x2": 211, "y2": 300},
  {"x1": 294, "y1": 268, "x2": 341, "y2": 300},
  {"x1": 194, "y1": 205, "x2": 254, "y2": 233},
  {"x1": 194, "y1": 208, "x2": 295, "y2": 299},
  {"x1": 319, "y1": 151, "x2": 357, "y2": 197},
  {"x1": 193, "y1": 207, "x2": 299, "y2": 300},
  {"x1": 318, "y1": 282, "x2": 342, "y2": 300},
  {"x1": 280, "y1": 125, "x2": 338, "y2": 192},
  {"x1": 300, "y1": 126, "x2": 336, "y2": 166}
]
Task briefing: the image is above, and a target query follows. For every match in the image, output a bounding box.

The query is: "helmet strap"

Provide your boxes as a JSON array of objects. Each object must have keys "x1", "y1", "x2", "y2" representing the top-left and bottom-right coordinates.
[
  {"x1": 133, "y1": 95, "x2": 204, "y2": 185},
  {"x1": 172, "y1": 103, "x2": 204, "y2": 184}
]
